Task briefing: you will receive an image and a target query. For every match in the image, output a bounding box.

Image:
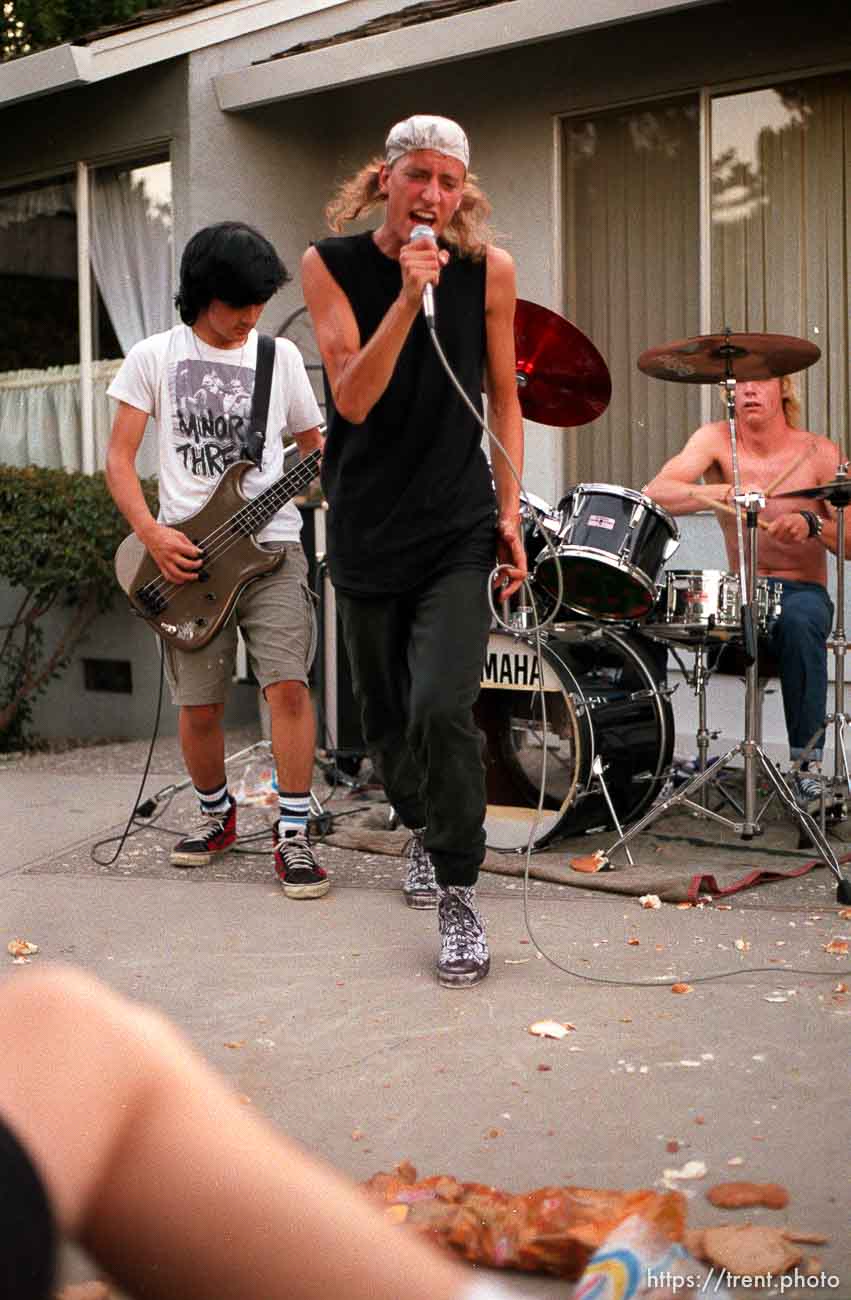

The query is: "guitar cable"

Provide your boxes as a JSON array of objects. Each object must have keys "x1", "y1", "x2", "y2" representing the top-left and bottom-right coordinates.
[
  {"x1": 88, "y1": 622, "x2": 380, "y2": 863},
  {"x1": 90, "y1": 643, "x2": 172, "y2": 865},
  {"x1": 423, "y1": 315, "x2": 850, "y2": 986}
]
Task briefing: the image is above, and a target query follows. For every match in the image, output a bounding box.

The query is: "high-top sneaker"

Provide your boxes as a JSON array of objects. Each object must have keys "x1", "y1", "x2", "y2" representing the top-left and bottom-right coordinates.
[
  {"x1": 436, "y1": 885, "x2": 490, "y2": 987},
  {"x1": 793, "y1": 763, "x2": 824, "y2": 814},
  {"x1": 170, "y1": 797, "x2": 236, "y2": 867},
  {"x1": 402, "y1": 830, "x2": 437, "y2": 909},
  {"x1": 273, "y1": 827, "x2": 330, "y2": 900}
]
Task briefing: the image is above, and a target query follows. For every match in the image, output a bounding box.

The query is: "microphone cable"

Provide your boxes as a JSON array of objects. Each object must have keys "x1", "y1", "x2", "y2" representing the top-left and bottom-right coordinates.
[{"x1": 422, "y1": 313, "x2": 851, "y2": 987}]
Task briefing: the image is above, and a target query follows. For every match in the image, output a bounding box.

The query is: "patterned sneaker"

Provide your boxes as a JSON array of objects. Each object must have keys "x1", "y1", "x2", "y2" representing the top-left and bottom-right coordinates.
[
  {"x1": 436, "y1": 885, "x2": 490, "y2": 987},
  {"x1": 273, "y1": 828, "x2": 330, "y2": 899},
  {"x1": 170, "y1": 798, "x2": 236, "y2": 867},
  {"x1": 402, "y1": 830, "x2": 438, "y2": 909},
  {"x1": 794, "y1": 765, "x2": 823, "y2": 814}
]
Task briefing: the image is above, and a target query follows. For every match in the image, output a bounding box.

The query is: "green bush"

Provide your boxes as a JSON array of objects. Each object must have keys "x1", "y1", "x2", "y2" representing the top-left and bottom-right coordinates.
[{"x1": 0, "y1": 463, "x2": 158, "y2": 749}]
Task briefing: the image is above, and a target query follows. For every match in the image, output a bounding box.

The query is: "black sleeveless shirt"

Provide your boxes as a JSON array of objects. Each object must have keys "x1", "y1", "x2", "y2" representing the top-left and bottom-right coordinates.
[{"x1": 314, "y1": 231, "x2": 497, "y2": 595}]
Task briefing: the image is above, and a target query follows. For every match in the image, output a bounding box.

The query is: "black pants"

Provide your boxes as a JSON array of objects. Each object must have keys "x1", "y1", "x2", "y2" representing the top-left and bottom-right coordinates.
[{"x1": 336, "y1": 567, "x2": 492, "y2": 887}]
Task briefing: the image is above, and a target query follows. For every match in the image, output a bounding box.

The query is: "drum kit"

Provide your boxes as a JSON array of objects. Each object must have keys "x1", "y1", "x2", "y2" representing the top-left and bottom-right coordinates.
[{"x1": 485, "y1": 303, "x2": 851, "y2": 902}]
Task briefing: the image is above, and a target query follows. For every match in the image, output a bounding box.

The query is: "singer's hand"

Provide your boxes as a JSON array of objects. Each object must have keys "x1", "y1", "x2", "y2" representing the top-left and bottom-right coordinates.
[
  {"x1": 399, "y1": 232, "x2": 449, "y2": 310},
  {"x1": 494, "y1": 514, "x2": 527, "y2": 602}
]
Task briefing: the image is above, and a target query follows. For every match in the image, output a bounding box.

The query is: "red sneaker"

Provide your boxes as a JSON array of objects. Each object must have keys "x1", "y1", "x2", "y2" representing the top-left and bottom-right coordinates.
[
  {"x1": 273, "y1": 829, "x2": 330, "y2": 899},
  {"x1": 170, "y1": 798, "x2": 236, "y2": 868}
]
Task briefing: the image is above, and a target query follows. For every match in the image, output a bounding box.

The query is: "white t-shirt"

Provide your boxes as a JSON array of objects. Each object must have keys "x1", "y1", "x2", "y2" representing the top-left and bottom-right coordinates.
[{"x1": 107, "y1": 325, "x2": 322, "y2": 543}]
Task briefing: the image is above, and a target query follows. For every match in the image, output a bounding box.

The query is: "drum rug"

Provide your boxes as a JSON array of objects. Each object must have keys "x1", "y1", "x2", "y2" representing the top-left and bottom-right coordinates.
[{"x1": 320, "y1": 812, "x2": 838, "y2": 903}]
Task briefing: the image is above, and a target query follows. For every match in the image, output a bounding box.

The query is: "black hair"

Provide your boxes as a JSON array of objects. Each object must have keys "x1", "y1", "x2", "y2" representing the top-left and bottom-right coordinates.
[{"x1": 174, "y1": 222, "x2": 290, "y2": 324}]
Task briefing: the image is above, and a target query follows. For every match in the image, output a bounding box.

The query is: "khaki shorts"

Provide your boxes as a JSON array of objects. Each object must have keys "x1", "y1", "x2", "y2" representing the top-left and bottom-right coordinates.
[{"x1": 163, "y1": 543, "x2": 315, "y2": 706}]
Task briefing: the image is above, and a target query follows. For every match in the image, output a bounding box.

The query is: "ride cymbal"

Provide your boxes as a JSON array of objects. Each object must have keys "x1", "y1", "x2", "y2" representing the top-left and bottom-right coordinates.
[
  {"x1": 637, "y1": 332, "x2": 820, "y2": 384},
  {"x1": 773, "y1": 477, "x2": 851, "y2": 504},
  {"x1": 514, "y1": 299, "x2": 611, "y2": 427}
]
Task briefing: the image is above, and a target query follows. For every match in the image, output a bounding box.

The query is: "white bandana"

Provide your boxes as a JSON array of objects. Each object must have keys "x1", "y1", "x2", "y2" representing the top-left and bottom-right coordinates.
[{"x1": 385, "y1": 114, "x2": 470, "y2": 170}]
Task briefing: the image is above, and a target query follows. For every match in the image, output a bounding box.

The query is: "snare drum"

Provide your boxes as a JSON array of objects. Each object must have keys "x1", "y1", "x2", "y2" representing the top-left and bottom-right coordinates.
[
  {"x1": 534, "y1": 484, "x2": 680, "y2": 623},
  {"x1": 647, "y1": 570, "x2": 783, "y2": 642}
]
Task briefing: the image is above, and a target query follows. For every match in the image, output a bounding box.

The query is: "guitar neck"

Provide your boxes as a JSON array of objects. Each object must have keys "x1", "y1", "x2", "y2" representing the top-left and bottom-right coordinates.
[{"x1": 233, "y1": 448, "x2": 321, "y2": 535}]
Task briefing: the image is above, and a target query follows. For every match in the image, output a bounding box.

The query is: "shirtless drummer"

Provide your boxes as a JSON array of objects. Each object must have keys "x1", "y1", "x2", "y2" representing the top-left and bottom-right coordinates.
[{"x1": 643, "y1": 374, "x2": 839, "y2": 810}]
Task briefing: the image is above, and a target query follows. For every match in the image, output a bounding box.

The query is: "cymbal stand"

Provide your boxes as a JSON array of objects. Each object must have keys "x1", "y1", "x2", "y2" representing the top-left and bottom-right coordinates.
[
  {"x1": 603, "y1": 367, "x2": 851, "y2": 901},
  {"x1": 825, "y1": 482, "x2": 851, "y2": 809},
  {"x1": 797, "y1": 467, "x2": 851, "y2": 827}
]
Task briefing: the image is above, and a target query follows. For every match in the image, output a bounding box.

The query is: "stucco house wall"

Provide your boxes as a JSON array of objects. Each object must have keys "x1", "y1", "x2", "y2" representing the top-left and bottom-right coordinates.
[{"x1": 1, "y1": 0, "x2": 848, "y2": 747}]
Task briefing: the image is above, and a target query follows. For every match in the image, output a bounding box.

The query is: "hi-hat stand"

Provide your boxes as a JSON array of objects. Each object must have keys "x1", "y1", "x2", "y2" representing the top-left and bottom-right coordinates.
[
  {"x1": 665, "y1": 636, "x2": 743, "y2": 816},
  {"x1": 778, "y1": 464, "x2": 851, "y2": 824},
  {"x1": 606, "y1": 331, "x2": 851, "y2": 902}
]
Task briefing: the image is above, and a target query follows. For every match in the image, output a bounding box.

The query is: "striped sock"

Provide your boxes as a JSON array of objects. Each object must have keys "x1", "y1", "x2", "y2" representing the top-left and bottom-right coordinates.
[
  {"x1": 195, "y1": 781, "x2": 230, "y2": 815},
  {"x1": 277, "y1": 791, "x2": 311, "y2": 838}
]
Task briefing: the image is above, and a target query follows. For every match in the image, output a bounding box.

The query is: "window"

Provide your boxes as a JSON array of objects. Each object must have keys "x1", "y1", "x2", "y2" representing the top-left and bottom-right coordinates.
[
  {"x1": 710, "y1": 77, "x2": 849, "y2": 441},
  {"x1": 562, "y1": 69, "x2": 850, "y2": 488},
  {"x1": 0, "y1": 156, "x2": 172, "y2": 474},
  {"x1": 563, "y1": 98, "x2": 701, "y2": 489}
]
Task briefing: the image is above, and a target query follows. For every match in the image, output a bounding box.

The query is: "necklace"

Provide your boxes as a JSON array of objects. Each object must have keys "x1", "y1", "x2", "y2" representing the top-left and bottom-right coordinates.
[{"x1": 191, "y1": 328, "x2": 248, "y2": 380}]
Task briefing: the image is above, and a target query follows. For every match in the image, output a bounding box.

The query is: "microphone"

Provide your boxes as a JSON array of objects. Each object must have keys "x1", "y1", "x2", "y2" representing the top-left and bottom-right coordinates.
[{"x1": 409, "y1": 223, "x2": 437, "y2": 327}]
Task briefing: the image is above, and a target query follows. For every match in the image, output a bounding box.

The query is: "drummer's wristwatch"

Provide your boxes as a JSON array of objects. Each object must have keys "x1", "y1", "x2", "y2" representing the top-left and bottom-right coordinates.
[{"x1": 800, "y1": 510, "x2": 823, "y2": 538}]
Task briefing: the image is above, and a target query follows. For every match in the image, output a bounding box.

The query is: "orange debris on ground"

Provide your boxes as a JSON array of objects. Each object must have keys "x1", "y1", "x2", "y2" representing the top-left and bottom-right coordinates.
[{"x1": 361, "y1": 1162, "x2": 686, "y2": 1279}]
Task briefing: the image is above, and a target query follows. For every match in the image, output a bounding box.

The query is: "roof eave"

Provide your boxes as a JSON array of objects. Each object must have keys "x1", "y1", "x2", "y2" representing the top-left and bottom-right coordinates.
[
  {"x1": 0, "y1": 0, "x2": 340, "y2": 108},
  {"x1": 0, "y1": 43, "x2": 94, "y2": 107},
  {"x1": 214, "y1": 0, "x2": 714, "y2": 112}
]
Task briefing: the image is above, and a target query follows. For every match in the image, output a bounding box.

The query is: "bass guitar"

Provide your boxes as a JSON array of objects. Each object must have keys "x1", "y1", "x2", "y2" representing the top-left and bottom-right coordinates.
[{"x1": 114, "y1": 448, "x2": 321, "y2": 652}]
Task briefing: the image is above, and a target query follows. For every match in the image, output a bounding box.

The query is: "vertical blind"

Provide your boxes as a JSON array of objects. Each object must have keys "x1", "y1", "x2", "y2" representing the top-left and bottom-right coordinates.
[
  {"x1": 563, "y1": 98, "x2": 702, "y2": 492},
  {"x1": 711, "y1": 75, "x2": 850, "y2": 450},
  {"x1": 563, "y1": 70, "x2": 850, "y2": 486}
]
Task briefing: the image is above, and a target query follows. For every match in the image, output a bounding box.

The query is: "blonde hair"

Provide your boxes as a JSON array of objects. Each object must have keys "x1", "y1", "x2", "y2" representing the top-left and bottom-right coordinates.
[
  {"x1": 720, "y1": 374, "x2": 802, "y2": 428},
  {"x1": 325, "y1": 156, "x2": 494, "y2": 260},
  {"x1": 780, "y1": 374, "x2": 801, "y2": 429}
]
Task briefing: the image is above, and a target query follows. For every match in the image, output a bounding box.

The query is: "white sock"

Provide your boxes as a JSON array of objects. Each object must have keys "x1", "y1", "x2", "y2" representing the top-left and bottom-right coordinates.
[
  {"x1": 277, "y1": 791, "x2": 310, "y2": 837},
  {"x1": 195, "y1": 782, "x2": 230, "y2": 814}
]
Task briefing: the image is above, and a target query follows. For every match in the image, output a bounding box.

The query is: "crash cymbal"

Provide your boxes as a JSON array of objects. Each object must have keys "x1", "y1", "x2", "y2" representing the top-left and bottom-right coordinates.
[
  {"x1": 514, "y1": 299, "x2": 611, "y2": 427},
  {"x1": 638, "y1": 331, "x2": 820, "y2": 383},
  {"x1": 773, "y1": 477, "x2": 851, "y2": 504}
]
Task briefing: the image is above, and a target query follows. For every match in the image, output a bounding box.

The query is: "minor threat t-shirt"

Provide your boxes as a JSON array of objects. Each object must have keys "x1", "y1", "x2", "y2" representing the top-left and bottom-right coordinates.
[{"x1": 107, "y1": 325, "x2": 322, "y2": 544}]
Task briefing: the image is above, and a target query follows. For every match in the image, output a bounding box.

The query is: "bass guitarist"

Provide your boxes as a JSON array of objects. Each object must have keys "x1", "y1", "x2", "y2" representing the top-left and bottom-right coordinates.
[{"x1": 106, "y1": 222, "x2": 328, "y2": 899}]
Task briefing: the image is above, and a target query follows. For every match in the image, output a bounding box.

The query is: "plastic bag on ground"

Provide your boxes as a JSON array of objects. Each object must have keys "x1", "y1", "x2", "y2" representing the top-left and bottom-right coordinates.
[{"x1": 572, "y1": 1213, "x2": 732, "y2": 1298}]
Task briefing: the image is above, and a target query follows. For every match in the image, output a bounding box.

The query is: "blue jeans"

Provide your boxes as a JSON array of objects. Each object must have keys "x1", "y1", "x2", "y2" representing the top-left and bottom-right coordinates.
[{"x1": 766, "y1": 579, "x2": 833, "y2": 763}]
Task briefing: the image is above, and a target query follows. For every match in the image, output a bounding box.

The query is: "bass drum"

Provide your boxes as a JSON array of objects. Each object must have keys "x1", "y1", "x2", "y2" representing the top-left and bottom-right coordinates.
[{"x1": 474, "y1": 625, "x2": 673, "y2": 850}]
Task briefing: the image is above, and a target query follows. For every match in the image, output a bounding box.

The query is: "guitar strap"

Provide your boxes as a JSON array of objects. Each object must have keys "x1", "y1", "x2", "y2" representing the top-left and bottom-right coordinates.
[{"x1": 240, "y1": 333, "x2": 276, "y2": 467}]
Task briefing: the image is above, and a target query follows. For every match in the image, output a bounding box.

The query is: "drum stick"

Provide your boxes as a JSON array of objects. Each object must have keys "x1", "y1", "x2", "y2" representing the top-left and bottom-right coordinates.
[
  {"x1": 689, "y1": 488, "x2": 771, "y2": 531},
  {"x1": 765, "y1": 441, "x2": 817, "y2": 496}
]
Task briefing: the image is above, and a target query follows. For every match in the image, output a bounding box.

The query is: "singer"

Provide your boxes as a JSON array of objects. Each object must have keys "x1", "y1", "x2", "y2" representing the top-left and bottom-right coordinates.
[{"x1": 302, "y1": 113, "x2": 526, "y2": 987}]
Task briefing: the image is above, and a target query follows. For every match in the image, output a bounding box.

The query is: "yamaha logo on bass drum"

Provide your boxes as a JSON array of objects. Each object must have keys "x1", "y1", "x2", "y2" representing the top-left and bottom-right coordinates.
[{"x1": 480, "y1": 633, "x2": 561, "y2": 691}]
